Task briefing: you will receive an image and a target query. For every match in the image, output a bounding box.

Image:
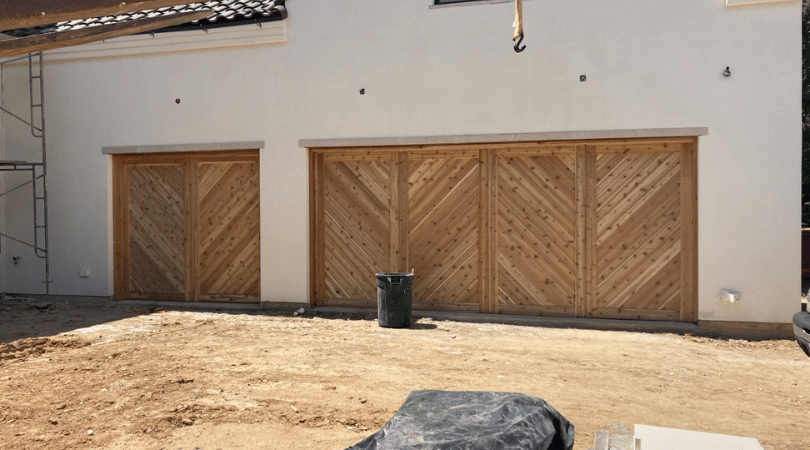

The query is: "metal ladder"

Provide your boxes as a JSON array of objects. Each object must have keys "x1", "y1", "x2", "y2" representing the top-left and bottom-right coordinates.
[
  {"x1": 29, "y1": 52, "x2": 49, "y2": 299},
  {"x1": 0, "y1": 51, "x2": 50, "y2": 299}
]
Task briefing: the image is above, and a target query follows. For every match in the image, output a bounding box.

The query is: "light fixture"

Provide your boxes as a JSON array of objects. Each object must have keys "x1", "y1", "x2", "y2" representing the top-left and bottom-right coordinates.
[{"x1": 723, "y1": 66, "x2": 731, "y2": 77}]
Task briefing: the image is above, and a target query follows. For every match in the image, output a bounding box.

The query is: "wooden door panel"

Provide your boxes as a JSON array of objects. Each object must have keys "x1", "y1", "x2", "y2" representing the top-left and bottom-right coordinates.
[
  {"x1": 496, "y1": 153, "x2": 577, "y2": 315},
  {"x1": 594, "y1": 150, "x2": 682, "y2": 319},
  {"x1": 408, "y1": 156, "x2": 479, "y2": 309},
  {"x1": 322, "y1": 158, "x2": 391, "y2": 304},
  {"x1": 127, "y1": 164, "x2": 185, "y2": 298},
  {"x1": 197, "y1": 161, "x2": 260, "y2": 301}
]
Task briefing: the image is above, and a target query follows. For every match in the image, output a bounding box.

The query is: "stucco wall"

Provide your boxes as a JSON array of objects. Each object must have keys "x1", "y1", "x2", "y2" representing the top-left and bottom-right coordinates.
[{"x1": 0, "y1": 0, "x2": 801, "y2": 323}]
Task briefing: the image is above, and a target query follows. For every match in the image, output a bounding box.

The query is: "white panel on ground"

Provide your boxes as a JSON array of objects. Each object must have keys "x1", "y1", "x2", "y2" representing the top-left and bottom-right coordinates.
[{"x1": 634, "y1": 424, "x2": 764, "y2": 450}]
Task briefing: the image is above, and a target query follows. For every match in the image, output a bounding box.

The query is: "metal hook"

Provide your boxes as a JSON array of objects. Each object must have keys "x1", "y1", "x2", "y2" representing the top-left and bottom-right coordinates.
[{"x1": 513, "y1": 33, "x2": 526, "y2": 53}]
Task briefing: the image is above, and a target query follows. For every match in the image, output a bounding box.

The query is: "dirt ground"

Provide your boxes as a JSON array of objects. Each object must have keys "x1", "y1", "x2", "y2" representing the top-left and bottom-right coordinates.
[{"x1": 0, "y1": 296, "x2": 807, "y2": 450}]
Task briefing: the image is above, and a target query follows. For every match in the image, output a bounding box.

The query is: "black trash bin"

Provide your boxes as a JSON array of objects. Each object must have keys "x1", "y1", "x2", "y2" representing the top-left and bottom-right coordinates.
[{"x1": 375, "y1": 272, "x2": 413, "y2": 328}]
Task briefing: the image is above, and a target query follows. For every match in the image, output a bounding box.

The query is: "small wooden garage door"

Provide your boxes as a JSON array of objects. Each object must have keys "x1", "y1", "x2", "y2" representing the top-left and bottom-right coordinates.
[
  {"x1": 114, "y1": 150, "x2": 260, "y2": 302},
  {"x1": 310, "y1": 138, "x2": 696, "y2": 321}
]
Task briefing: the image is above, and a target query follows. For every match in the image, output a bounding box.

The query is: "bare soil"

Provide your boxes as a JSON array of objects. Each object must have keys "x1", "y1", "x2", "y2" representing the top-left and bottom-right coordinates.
[{"x1": 0, "y1": 296, "x2": 807, "y2": 450}]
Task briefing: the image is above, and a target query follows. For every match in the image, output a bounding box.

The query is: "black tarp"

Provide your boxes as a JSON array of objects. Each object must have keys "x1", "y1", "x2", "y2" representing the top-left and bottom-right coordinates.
[{"x1": 347, "y1": 390, "x2": 575, "y2": 450}]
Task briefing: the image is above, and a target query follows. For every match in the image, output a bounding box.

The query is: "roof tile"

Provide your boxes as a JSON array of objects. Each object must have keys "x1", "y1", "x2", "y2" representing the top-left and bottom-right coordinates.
[{"x1": 4, "y1": 0, "x2": 286, "y2": 38}]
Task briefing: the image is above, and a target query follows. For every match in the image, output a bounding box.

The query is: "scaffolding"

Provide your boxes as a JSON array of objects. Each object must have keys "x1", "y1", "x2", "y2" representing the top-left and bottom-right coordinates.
[{"x1": 0, "y1": 52, "x2": 49, "y2": 298}]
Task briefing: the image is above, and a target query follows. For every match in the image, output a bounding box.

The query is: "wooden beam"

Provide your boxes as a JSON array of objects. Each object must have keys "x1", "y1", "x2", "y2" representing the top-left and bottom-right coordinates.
[
  {"x1": 389, "y1": 151, "x2": 409, "y2": 272},
  {"x1": 0, "y1": 10, "x2": 211, "y2": 58},
  {"x1": 184, "y1": 157, "x2": 197, "y2": 302},
  {"x1": 478, "y1": 148, "x2": 491, "y2": 313},
  {"x1": 575, "y1": 145, "x2": 586, "y2": 318},
  {"x1": 0, "y1": 1, "x2": 203, "y2": 31},
  {"x1": 112, "y1": 155, "x2": 127, "y2": 300},
  {"x1": 309, "y1": 150, "x2": 318, "y2": 306},
  {"x1": 583, "y1": 145, "x2": 596, "y2": 317},
  {"x1": 680, "y1": 140, "x2": 698, "y2": 322},
  {"x1": 489, "y1": 149, "x2": 499, "y2": 314},
  {"x1": 313, "y1": 152, "x2": 326, "y2": 306}
]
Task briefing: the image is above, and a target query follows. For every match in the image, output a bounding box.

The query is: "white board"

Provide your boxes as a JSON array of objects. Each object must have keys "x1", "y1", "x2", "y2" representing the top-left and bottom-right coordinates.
[{"x1": 634, "y1": 425, "x2": 763, "y2": 450}]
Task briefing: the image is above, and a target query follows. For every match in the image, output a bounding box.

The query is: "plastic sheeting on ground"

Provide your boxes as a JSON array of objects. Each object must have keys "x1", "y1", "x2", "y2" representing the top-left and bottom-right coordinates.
[{"x1": 347, "y1": 390, "x2": 575, "y2": 450}]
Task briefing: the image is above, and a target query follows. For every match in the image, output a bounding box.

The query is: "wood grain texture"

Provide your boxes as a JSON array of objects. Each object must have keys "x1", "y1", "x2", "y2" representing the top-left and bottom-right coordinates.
[
  {"x1": 594, "y1": 147, "x2": 682, "y2": 315},
  {"x1": 314, "y1": 153, "x2": 326, "y2": 306},
  {"x1": 0, "y1": 0, "x2": 201, "y2": 30},
  {"x1": 390, "y1": 152, "x2": 409, "y2": 272},
  {"x1": 495, "y1": 151, "x2": 577, "y2": 314},
  {"x1": 584, "y1": 146, "x2": 597, "y2": 317},
  {"x1": 197, "y1": 160, "x2": 260, "y2": 299},
  {"x1": 479, "y1": 149, "x2": 494, "y2": 313},
  {"x1": 575, "y1": 145, "x2": 587, "y2": 318},
  {"x1": 309, "y1": 138, "x2": 697, "y2": 321},
  {"x1": 322, "y1": 157, "x2": 391, "y2": 302},
  {"x1": 112, "y1": 156, "x2": 129, "y2": 300},
  {"x1": 115, "y1": 150, "x2": 260, "y2": 302},
  {"x1": 184, "y1": 160, "x2": 197, "y2": 301},
  {"x1": 128, "y1": 164, "x2": 186, "y2": 295},
  {"x1": 680, "y1": 141, "x2": 698, "y2": 321},
  {"x1": 408, "y1": 154, "x2": 480, "y2": 306},
  {"x1": 309, "y1": 151, "x2": 321, "y2": 305},
  {"x1": 0, "y1": 10, "x2": 211, "y2": 58}
]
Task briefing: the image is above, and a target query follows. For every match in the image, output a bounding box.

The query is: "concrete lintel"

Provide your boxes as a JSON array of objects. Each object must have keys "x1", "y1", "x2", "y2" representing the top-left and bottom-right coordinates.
[
  {"x1": 102, "y1": 141, "x2": 265, "y2": 154},
  {"x1": 299, "y1": 128, "x2": 708, "y2": 149},
  {"x1": 429, "y1": 0, "x2": 516, "y2": 10}
]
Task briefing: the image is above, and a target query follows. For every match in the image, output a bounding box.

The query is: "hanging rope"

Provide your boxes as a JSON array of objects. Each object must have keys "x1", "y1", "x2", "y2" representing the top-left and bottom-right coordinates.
[{"x1": 513, "y1": 0, "x2": 525, "y2": 53}]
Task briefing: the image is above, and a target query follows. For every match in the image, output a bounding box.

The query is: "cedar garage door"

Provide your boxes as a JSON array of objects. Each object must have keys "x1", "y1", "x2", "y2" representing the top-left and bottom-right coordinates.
[
  {"x1": 113, "y1": 150, "x2": 260, "y2": 302},
  {"x1": 310, "y1": 138, "x2": 696, "y2": 321}
]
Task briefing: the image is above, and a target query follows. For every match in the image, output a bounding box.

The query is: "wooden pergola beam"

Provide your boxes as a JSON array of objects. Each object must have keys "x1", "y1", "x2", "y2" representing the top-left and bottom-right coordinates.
[
  {"x1": 0, "y1": 10, "x2": 211, "y2": 58},
  {"x1": 0, "y1": 1, "x2": 200, "y2": 32}
]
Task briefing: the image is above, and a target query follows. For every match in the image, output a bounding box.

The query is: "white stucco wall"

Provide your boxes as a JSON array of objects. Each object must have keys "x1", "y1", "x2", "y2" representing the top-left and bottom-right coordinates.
[{"x1": 0, "y1": 0, "x2": 800, "y2": 324}]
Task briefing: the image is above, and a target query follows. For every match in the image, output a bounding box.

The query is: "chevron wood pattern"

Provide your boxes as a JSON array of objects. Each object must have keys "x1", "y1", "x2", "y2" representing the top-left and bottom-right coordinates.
[
  {"x1": 594, "y1": 149, "x2": 682, "y2": 317},
  {"x1": 322, "y1": 157, "x2": 391, "y2": 304},
  {"x1": 496, "y1": 152, "x2": 577, "y2": 314},
  {"x1": 198, "y1": 161, "x2": 260, "y2": 300},
  {"x1": 115, "y1": 150, "x2": 261, "y2": 303},
  {"x1": 309, "y1": 139, "x2": 696, "y2": 321},
  {"x1": 408, "y1": 155, "x2": 480, "y2": 307},
  {"x1": 128, "y1": 164, "x2": 185, "y2": 295}
]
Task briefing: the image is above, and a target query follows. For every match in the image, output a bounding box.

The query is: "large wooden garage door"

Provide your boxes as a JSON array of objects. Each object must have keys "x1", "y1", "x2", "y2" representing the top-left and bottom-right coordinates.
[
  {"x1": 310, "y1": 138, "x2": 696, "y2": 321},
  {"x1": 114, "y1": 150, "x2": 260, "y2": 302}
]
